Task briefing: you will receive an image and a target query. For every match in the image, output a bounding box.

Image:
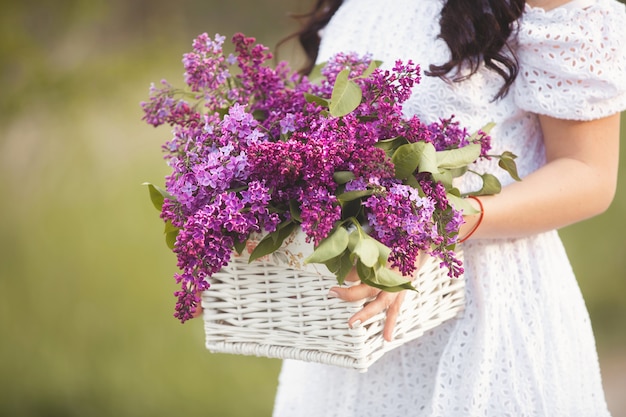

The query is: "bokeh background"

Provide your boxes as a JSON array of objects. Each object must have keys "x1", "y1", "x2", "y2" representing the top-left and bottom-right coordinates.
[{"x1": 1, "y1": 1, "x2": 624, "y2": 416}]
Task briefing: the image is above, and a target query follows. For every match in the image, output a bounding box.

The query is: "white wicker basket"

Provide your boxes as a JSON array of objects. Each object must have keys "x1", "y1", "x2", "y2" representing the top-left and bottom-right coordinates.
[{"x1": 201, "y1": 229, "x2": 464, "y2": 372}]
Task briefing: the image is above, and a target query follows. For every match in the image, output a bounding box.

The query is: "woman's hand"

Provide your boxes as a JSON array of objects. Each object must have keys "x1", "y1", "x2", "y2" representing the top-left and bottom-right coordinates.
[
  {"x1": 328, "y1": 251, "x2": 429, "y2": 342},
  {"x1": 328, "y1": 276, "x2": 406, "y2": 342},
  {"x1": 191, "y1": 292, "x2": 203, "y2": 319}
]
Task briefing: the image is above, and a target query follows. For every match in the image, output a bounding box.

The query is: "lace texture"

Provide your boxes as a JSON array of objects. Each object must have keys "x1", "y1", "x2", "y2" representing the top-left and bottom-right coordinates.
[
  {"x1": 273, "y1": 1, "x2": 626, "y2": 416},
  {"x1": 515, "y1": 1, "x2": 626, "y2": 120}
]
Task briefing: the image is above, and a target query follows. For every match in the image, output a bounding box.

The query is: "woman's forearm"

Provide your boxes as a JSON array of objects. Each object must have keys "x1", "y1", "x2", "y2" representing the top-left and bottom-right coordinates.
[{"x1": 461, "y1": 113, "x2": 621, "y2": 240}]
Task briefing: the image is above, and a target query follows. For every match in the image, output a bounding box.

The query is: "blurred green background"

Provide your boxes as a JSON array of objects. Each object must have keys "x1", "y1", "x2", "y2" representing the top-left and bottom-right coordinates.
[{"x1": 0, "y1": 1, "x2": 624, "y2": 416}]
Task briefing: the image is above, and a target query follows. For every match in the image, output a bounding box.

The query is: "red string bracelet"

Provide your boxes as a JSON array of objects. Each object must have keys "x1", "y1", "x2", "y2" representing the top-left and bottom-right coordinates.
[{"x1": 459, "y1": 195, "x2": 484, "y2": 243}]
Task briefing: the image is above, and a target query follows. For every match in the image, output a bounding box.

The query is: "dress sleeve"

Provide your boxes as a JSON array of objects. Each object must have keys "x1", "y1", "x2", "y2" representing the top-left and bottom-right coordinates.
[{"x1": 513, "y1": 0, "x2": 626, "y2": 120}]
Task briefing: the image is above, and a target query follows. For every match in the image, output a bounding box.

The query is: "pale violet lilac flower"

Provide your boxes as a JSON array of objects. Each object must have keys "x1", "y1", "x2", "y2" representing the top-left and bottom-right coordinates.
[{"x1": 142, "y1": 33, "x2": 491, "y2": 322}]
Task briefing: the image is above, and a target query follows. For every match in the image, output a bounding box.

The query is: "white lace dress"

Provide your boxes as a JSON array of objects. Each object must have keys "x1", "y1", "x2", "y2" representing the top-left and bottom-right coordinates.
[{"x1": 272, "y1": 0, "x2": 626, "y2": 416}]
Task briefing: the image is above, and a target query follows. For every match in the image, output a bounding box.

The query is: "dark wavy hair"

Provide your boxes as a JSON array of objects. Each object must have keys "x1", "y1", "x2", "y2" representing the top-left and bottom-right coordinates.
[{"x1": 282, "y1": 0, "x2": 525, "y2": 99}]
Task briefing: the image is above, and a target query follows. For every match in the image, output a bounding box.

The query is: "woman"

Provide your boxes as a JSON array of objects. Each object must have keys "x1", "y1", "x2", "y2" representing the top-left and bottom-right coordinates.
[{"x1": 272, "y1": 0, "x2": 626, "y2": 416}]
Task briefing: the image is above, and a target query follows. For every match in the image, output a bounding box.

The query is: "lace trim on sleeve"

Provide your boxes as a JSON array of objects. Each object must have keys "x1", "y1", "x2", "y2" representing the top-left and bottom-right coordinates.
[{"x1": 514, "y1": 0, "x2": 626, "y2": 120}]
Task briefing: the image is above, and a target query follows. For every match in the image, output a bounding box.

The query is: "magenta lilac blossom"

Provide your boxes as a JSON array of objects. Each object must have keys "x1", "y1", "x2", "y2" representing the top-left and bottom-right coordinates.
[{"x1": 142, "y1": 33, "x2": 495, "y2": 322}]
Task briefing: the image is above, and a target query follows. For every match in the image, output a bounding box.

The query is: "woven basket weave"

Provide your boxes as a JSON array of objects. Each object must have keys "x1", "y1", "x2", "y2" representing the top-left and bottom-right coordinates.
[{"x1": 201, "y1": 230, "x2": 464, "y2": 372}]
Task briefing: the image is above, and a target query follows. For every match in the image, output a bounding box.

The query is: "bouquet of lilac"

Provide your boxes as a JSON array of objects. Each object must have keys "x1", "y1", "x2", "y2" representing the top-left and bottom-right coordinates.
[{"x1": 142, "y1": 33, "x2": 519, "y2": 323}]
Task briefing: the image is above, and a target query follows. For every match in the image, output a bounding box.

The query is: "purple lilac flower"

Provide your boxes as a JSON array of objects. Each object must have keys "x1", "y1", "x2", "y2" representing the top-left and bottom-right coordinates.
[
  {"x1": 345, "y1": 178, "x2": 368, "y2": 192},
  {"x1": 425, "y1": 117, "x2": 492, "y2": 158},
  {"x1": 279, "y1": 113, "x2": 297, "y2": 135},
  {"x1": 299, "y1": 186, "x2": 342, "y2": 245},
  {"x1": 141, "y1": 81, "x2": 200, "y2": 128},
  {"x1": 173, "y1": 272, "x2": 209, "y2": 323},
  {"x1": 418, "y1": 177, "x2": 449, "y2": 211},
  {"x1": 363, "y1": 182, "x2": 437, "y2": 276},
  {"x1": 427, "y1": 117, "x2": 470, "y2": 151},
  {"x1": 142, "y1": 33, "x2": 475, "y2": 321},
  {"x1": 240, "y1": 181, "x2": 281, "y2": 232},
  {"x1": 183, "y1": 33, "x2": 230, "y2": 93},
  {"x1": 246, "y1": 140, "x2": 304, "y2": 191},
  {"x1": 315, "y1": 52, "x2": 374, "y2": 97}
]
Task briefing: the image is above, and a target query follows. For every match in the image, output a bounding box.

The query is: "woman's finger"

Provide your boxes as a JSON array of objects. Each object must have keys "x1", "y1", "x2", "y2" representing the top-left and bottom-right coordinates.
[
  {"x1": 383, "y1": 291, "x2": 406, "y2": 341},
  {"x1": 328, "y1": 282, "x2": 380, "y2": 302},
  {"x1": 191, "y1": 305, "x2": 203, "y2": 318},
  {"x1": 192, "y1": 292, "x2": 204, "y2": 318},
  {"x1": 327, "y1": 263, "x2": 421, "y2": 340},
  {"x1": 346, "y1": 290, "x2": 398, "y2": 329}
]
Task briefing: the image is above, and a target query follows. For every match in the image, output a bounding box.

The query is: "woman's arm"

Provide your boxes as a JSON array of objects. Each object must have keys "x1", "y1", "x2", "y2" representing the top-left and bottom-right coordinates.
[
  {"x1": 461, "y1": 113, "x2": 621, "y2": 240},
  {"x1": 332, "y1": 112, "x2": 622, "y2": 340}
]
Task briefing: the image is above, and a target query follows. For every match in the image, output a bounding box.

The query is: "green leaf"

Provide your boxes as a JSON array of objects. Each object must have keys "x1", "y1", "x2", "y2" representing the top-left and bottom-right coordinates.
[
  {"x1": 417, "y1": 142, "x2": 439, "y2": 175},
  {"x1": 357, "y1": 115, "x2": 379, "y2": 123},
  {"x1": 333, "y1": 171, "x2": 356, "y2": 185},
  {"x1": 447, "y1": 186, "x2": 462, "y2": 197},
  {"x1": 403, "y1": 174, "x2": 421, "y2": 189},
  {"x1": 249, "y1": 222, "x2": 296, "y2": 262},
  {"x1": 329, "y1": 69, "x2": 362, "y2": 117},
  {"x1": 164, "y1": 219, "x2": 179, "y2": 234},
  {"x1": 392, "y1": 142, "x2": 427, "y2": 179},
  {"x1": 165, "y1": 229, "x2": 179, "y2": 250},
  {"x1": 252, "y1": 109, "x2": 266, "y2": 121},
  {"x1": 436, "y1": 143, "x2": 482, "y2": 169},
  {"x1": 323, "y1": 253, "x2": 342, "y2": 274},
  {"x1": 374, "y1": 136, "x2": 408, "y2": 154},
  {"x1": 371, "y1": 238, "x2": 391, "y2": 266},
  {"x1": 481, "y1": 121, "x2": 496, "y2": 135},
  {"x1": 355, "y1": 260, "x2": 373, "y2": 282},
  {"x1": 498, "y1": 151, "x2": 522, "y2": 181},
  {"x1": 347, "y1": 228, "x2": 360, "y2": 252},
  {"x1": 305, "y1": 227, "x2": 350, "y2": 264},
  {"x1": 447, "y1": 193, "x2": 480, "y2": 215},
  {"x1": 143, "y1": 182, "x2": 173, "y2": 211},
  {"x1": 289, "y1": 199, "x2": 302, "y2": 223},
  {"x1": 341, "y1": 198, "x2": 363, "y2": 219},
  {"x1": 161, "y1": 218, "x2": 180, "y2": 250},
  {"x1": 352, "y1": 236, "x2": 380, "y2": 268},
  {"x1": 447, "y1": 166, "x2": 469, "y2": 179},
  {"x1": 475, "y1": 173, "x2": 502, "y2": 195},
  {"x1": 335, "y1": 252, "x2": 354, "y2": 285},
  {"x1": 216, "y1": 107, "x2": 230, "y2": 118},
  {"x1": 249, "y1": 232, "x2": 280, "y2": 261},
  {"x1": 432, "y1": 169, "x2": 454, "y2": 190},
  {"x1": 359, "y1": 59, "x2": 383, "y2": 78},
  {"x1": 307, "y1": 62, "x2": 325, "y2": 84},
  {"x1": 233, "y1": 239, "x2": 246, "y2": 255},
  {"x1": 362, "y1": 267, "x2": 416, "y2": 292},
  {"x1": 323, "y1": 250, "x2": 354, "y2": 285},
  {"x1": 337, "y1": 189, "x2": 374, "y2": 203},
  {"x1": 303, "y1": 92, "x2": 329, "y2": 108},
  {"x1": 468, "y1": 122, "x2": 496, "y2": 142}
]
